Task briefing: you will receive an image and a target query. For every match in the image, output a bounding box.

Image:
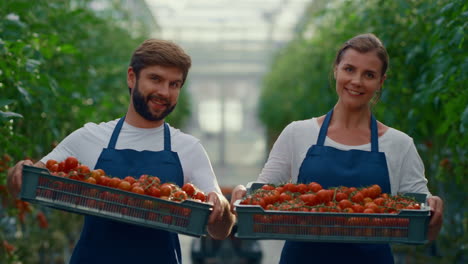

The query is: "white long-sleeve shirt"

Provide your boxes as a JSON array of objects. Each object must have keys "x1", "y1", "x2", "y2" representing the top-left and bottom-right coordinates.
[
  {"x1": 41, "y1": 119, "x2": 221, "y2": 194},
  {"x1": 257, "y1": 118, "x2": 430, "y2": 195}
]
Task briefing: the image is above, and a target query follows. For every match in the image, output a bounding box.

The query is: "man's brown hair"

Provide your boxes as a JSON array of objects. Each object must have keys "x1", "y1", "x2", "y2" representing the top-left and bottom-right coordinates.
[{"x1": 130, "y1": 39, "x2": 192, "y2": 84}]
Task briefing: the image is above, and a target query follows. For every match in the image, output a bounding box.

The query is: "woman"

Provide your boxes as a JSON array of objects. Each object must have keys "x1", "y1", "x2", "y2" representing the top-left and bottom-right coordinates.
[{"x1": 230, "y1": 33, "x2": 443, "y2": 263}]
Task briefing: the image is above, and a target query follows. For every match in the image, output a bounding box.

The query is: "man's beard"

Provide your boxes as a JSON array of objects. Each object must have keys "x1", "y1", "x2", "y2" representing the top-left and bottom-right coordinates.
[{"x1": 132, "y1": 82, "x2": 176, "y2": 122}]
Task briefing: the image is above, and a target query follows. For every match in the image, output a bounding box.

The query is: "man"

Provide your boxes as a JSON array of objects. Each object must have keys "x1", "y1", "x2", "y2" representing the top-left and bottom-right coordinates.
[{"x1": 7, "y1": 39, "x2": 236, "y2": 263}]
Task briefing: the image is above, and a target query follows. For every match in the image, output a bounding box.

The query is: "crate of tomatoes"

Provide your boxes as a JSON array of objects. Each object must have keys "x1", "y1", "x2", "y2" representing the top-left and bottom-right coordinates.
[
  {"x1": 234, "y1": 182, "x2": 430, "y2": 244},
  {"x1": 20, "y1": 157, "x2": 213, "y2": 237}
]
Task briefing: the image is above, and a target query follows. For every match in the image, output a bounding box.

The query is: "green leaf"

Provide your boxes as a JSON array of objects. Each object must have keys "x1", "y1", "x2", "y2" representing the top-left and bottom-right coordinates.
[
  {"x1": 440, "y1": 2, "x2": 455, "y2": 13},
  {"x1": 25, "y1": 59, "x2": 41, "y2": 73},
  {"x1": 461, "y1": 105, "x2": 468, "y2": 133},
  {"x1": 0, "y1": 99, "x2": 15, "y2": 107},
  {"x1": 17, "y1": 86, "x2": 32, "y2": 104},
  {"x1": 0, "y1": 111, "x2": 23, "y2": 119},
  {"x1": 58, "y1": 44, "x2": 78, "y2": 54}
]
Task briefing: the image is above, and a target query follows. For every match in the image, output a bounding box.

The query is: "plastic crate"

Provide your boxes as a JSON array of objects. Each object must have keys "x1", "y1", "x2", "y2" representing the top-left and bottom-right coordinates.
[
  {"x1": 234, "y1": 183, "x2": 430, "y2": 244},
  {"x1": 20, "y1": 165, "x2": 212, "y2": 237}
]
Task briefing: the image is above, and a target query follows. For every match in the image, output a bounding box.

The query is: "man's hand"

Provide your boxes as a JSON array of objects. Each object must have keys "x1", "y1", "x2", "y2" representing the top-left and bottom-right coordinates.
[
  {"x1": 7, "y1": 160, "x2": 45, "y2": 198},
  {"x1": 207, "y1": 191, "x2": 226, "y2": 224},
  {"x1": 427, "y1": 196, "x2": 444, "y2": 241},
  {"x1": 206, "y1": 191, "x2": 235, "y2": 240},
  {"x1": 229, "y1": 185, "x2": 247, "y2": 215},
  {"x1": 7, "y1": 160, "x2": 33, "y2": 198}
]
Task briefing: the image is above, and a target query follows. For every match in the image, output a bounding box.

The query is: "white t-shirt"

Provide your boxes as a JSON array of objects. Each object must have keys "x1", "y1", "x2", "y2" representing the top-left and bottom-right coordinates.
[
  {"x1": 257, "y1": 118, "x2": 430, "y2": 195},
  {"x1": 41, "y1": 119, "x2": 221, "y2": 194}
]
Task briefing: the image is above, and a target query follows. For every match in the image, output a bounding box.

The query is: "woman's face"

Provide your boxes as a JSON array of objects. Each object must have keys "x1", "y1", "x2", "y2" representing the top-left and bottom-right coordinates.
[{"x1": 334, "y1": 49, "x2": 386, "y2": 110}]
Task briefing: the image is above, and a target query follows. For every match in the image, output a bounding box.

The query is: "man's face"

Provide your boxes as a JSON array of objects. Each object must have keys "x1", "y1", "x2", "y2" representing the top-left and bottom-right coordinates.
[{"x1": 129, "y1": 65, "x2": 183, "y2": 122}]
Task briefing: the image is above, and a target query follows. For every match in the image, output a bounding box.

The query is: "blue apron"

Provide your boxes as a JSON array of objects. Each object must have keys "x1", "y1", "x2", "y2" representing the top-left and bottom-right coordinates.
[
  {"x1": 279, "y1": 109, "x2": 393, "y2": 264},
  {"x1": 70, "y1": 117, "x2": 184, "y2": 264}
]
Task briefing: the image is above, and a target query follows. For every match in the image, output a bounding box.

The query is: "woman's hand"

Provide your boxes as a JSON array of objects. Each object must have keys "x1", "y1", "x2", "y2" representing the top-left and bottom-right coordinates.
[
  {"x1": 229, "y1": 185, "x2": 247, "y2": 215},
  {"x1": 426, "y1": 196, "x2": 444, "y2": 241}
]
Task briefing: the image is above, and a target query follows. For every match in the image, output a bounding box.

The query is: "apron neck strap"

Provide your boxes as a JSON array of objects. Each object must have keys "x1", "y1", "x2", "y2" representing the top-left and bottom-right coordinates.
[
  {"x1": 370, "y1": 114, "x2": 379, "y2": 152},
  {"x1": 316, "y1": 110, "x2": 333, "y2": 146},
  {"x1": 317, "y1": 109, "x2": 379, "y2": 152},
  {"x1": 107, "y1": 117, "x2": 171, "y2": 151},
  {"x1": 108, "y1": 116, "x2": 126, "y2": 149},
  {"x1": 163, "y1": 122, "x2": 171, "y2": 151}
]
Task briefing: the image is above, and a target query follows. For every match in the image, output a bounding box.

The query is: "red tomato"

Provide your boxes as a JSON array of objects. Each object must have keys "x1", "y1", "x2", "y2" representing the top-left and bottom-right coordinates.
[
  {"x1": 299, "y1": 193, "x2": 317, "y2": 206},
  {"x1": 363, "y1": 208, "x2": 376, "y2": 214},
  {"x1": 95, "y1": 169, "x2": 106, "y2": 176},
  {"x1": 49, "y1": 163, "x2": 59, "y2": 173},
  {"x1": 86, "y1": 199, "x2": 97, "y2": 208},
  {"x1": 275, "y1": 186, "x2": 285, "y2": 194},
  {"x1": 308, "y1": 182, "x2": 322, "y2": 193},
  {"x1": 335, "y1": 192, "x2": 348, "y2": 202},
  {"x1": 143, "y1": 200, "x2": 154, "y2": 209},
  {"x1": 67, "y1": 170, "x2": 81, "y2": 181},
  {"x1": 351, "y1": 192, "x2": 364, "y2": 204},
  {"x1": 58, "y1": 161, "x2": 65, "y2": 172},
  {"x1": 118, "y1": 180, "x2": 132, "y2": 191},
  {"x1": 172, "y1": 190, "x2": 188, "y2": 201},
  {"x1": 316, "y1": 189, "x2": 332, "y2": 204},
  {"x1": 264, "y1": 190, "x2": 280, "y2": 205},
  {"x1": 97, "y1": 176, "x2": 110, "y2": 186},
  {"x1": 194, "y1": 191, "x2": 206, "y2": 202},
  {"x1": 77, "y1": 164, "x2": 90, "y2": 174},
  {"x1": 146, "y1": 186, "x2": 161, "y2": 197},
  {"x1": 90, "y1": 170, "x2": 102, "y2": 181},
  {"x1": 360, "y1": 188, "x2": 370, "y2": 198},
  {"x1": 85, "y1": 177, "x2": 96, "y2": 184},
  {"x1": 36, "y1": 211, "x2": 48, "y2": 229},
  {"x1": 131, "y1": 186, "x2": 145, "y2": 195},
  {"x1": 261, "y1": 184, "x2": 275, "y2": 191},
  {"x1": 373, "y1": 197, "x2": 385, "y2": 206},
  {"x1": 240, "y1": 196, "x2": 253, "y2": 205},
  {"x1": 123, "y1": 176, "x2": 136, "y2": 185},
  {"x1": 363, "y1": 197, "x2": 373, "y2": 204},
  {"x1": 138, "y1": 174, "x2": 149, "y2": 182},
  {"x1": 251, "y1": 197, "x2": 266, "y2": 208},
  {"x1": 162, "y1": 215, "x2": 172, "y2": 224},
  {"x1": 347, "y1": 187, "x2": 358, "y2": 194},
  {"x1": 351, "y1": 203, "x2": 365, "y2": 213},
  {"x1": 149, "y1": 176, "x2": 161, "y2": 187},
  {"x1": 296, "y1": 184, "x2": 308, "y2": 194},
  {"x1": 64, "y1": 156, "x2": 79, "y2": 172},
  {"x1": 181, "y1": 183, "x2": 196, "y2": 197},
  {"x1": 338, "y1": 199, "x2": 353, "y2": 210},
  {"x1": 108, "y1": 177, "x2": 122, "y2": 188},
  {"x1": 368, "y1": 184, "x2": 382, "y2": 199},
  {"x1": 283, "y1": 183, "x2": 298, "y2": 193},
  {"x1": 160, "y1": 183, "x2": 174, "y2": 197},
  {"x1": 46, "y1": 159, "x2": 58, "y2": 170},
  {"x1": 364, "y1": 202, "x2": 380, "y2": 213},
  {"x1": 279, "y1": 192, "x2": 293, "y2": 202}
]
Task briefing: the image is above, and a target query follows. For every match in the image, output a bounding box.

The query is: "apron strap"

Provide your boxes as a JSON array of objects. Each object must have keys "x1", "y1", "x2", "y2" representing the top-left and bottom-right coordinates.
[
  {"x1": 316, "y1": 109, "x2": 333, "y2": 146},
  {"x1": 370, "y1": 114, "x2": 379, "y2": 152},
  {"x1": 108, "y1": 117, "x2": 171, "y2": 151},
  {"x1": 317, "y1": 109, "x2": 379, "y2": 152},
  {"x1": 108, "y1": 116, "x2": 126, "y2": 149},
  {"x1": 164, "y1": 122, "x2": 171, "y2": 151}
]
